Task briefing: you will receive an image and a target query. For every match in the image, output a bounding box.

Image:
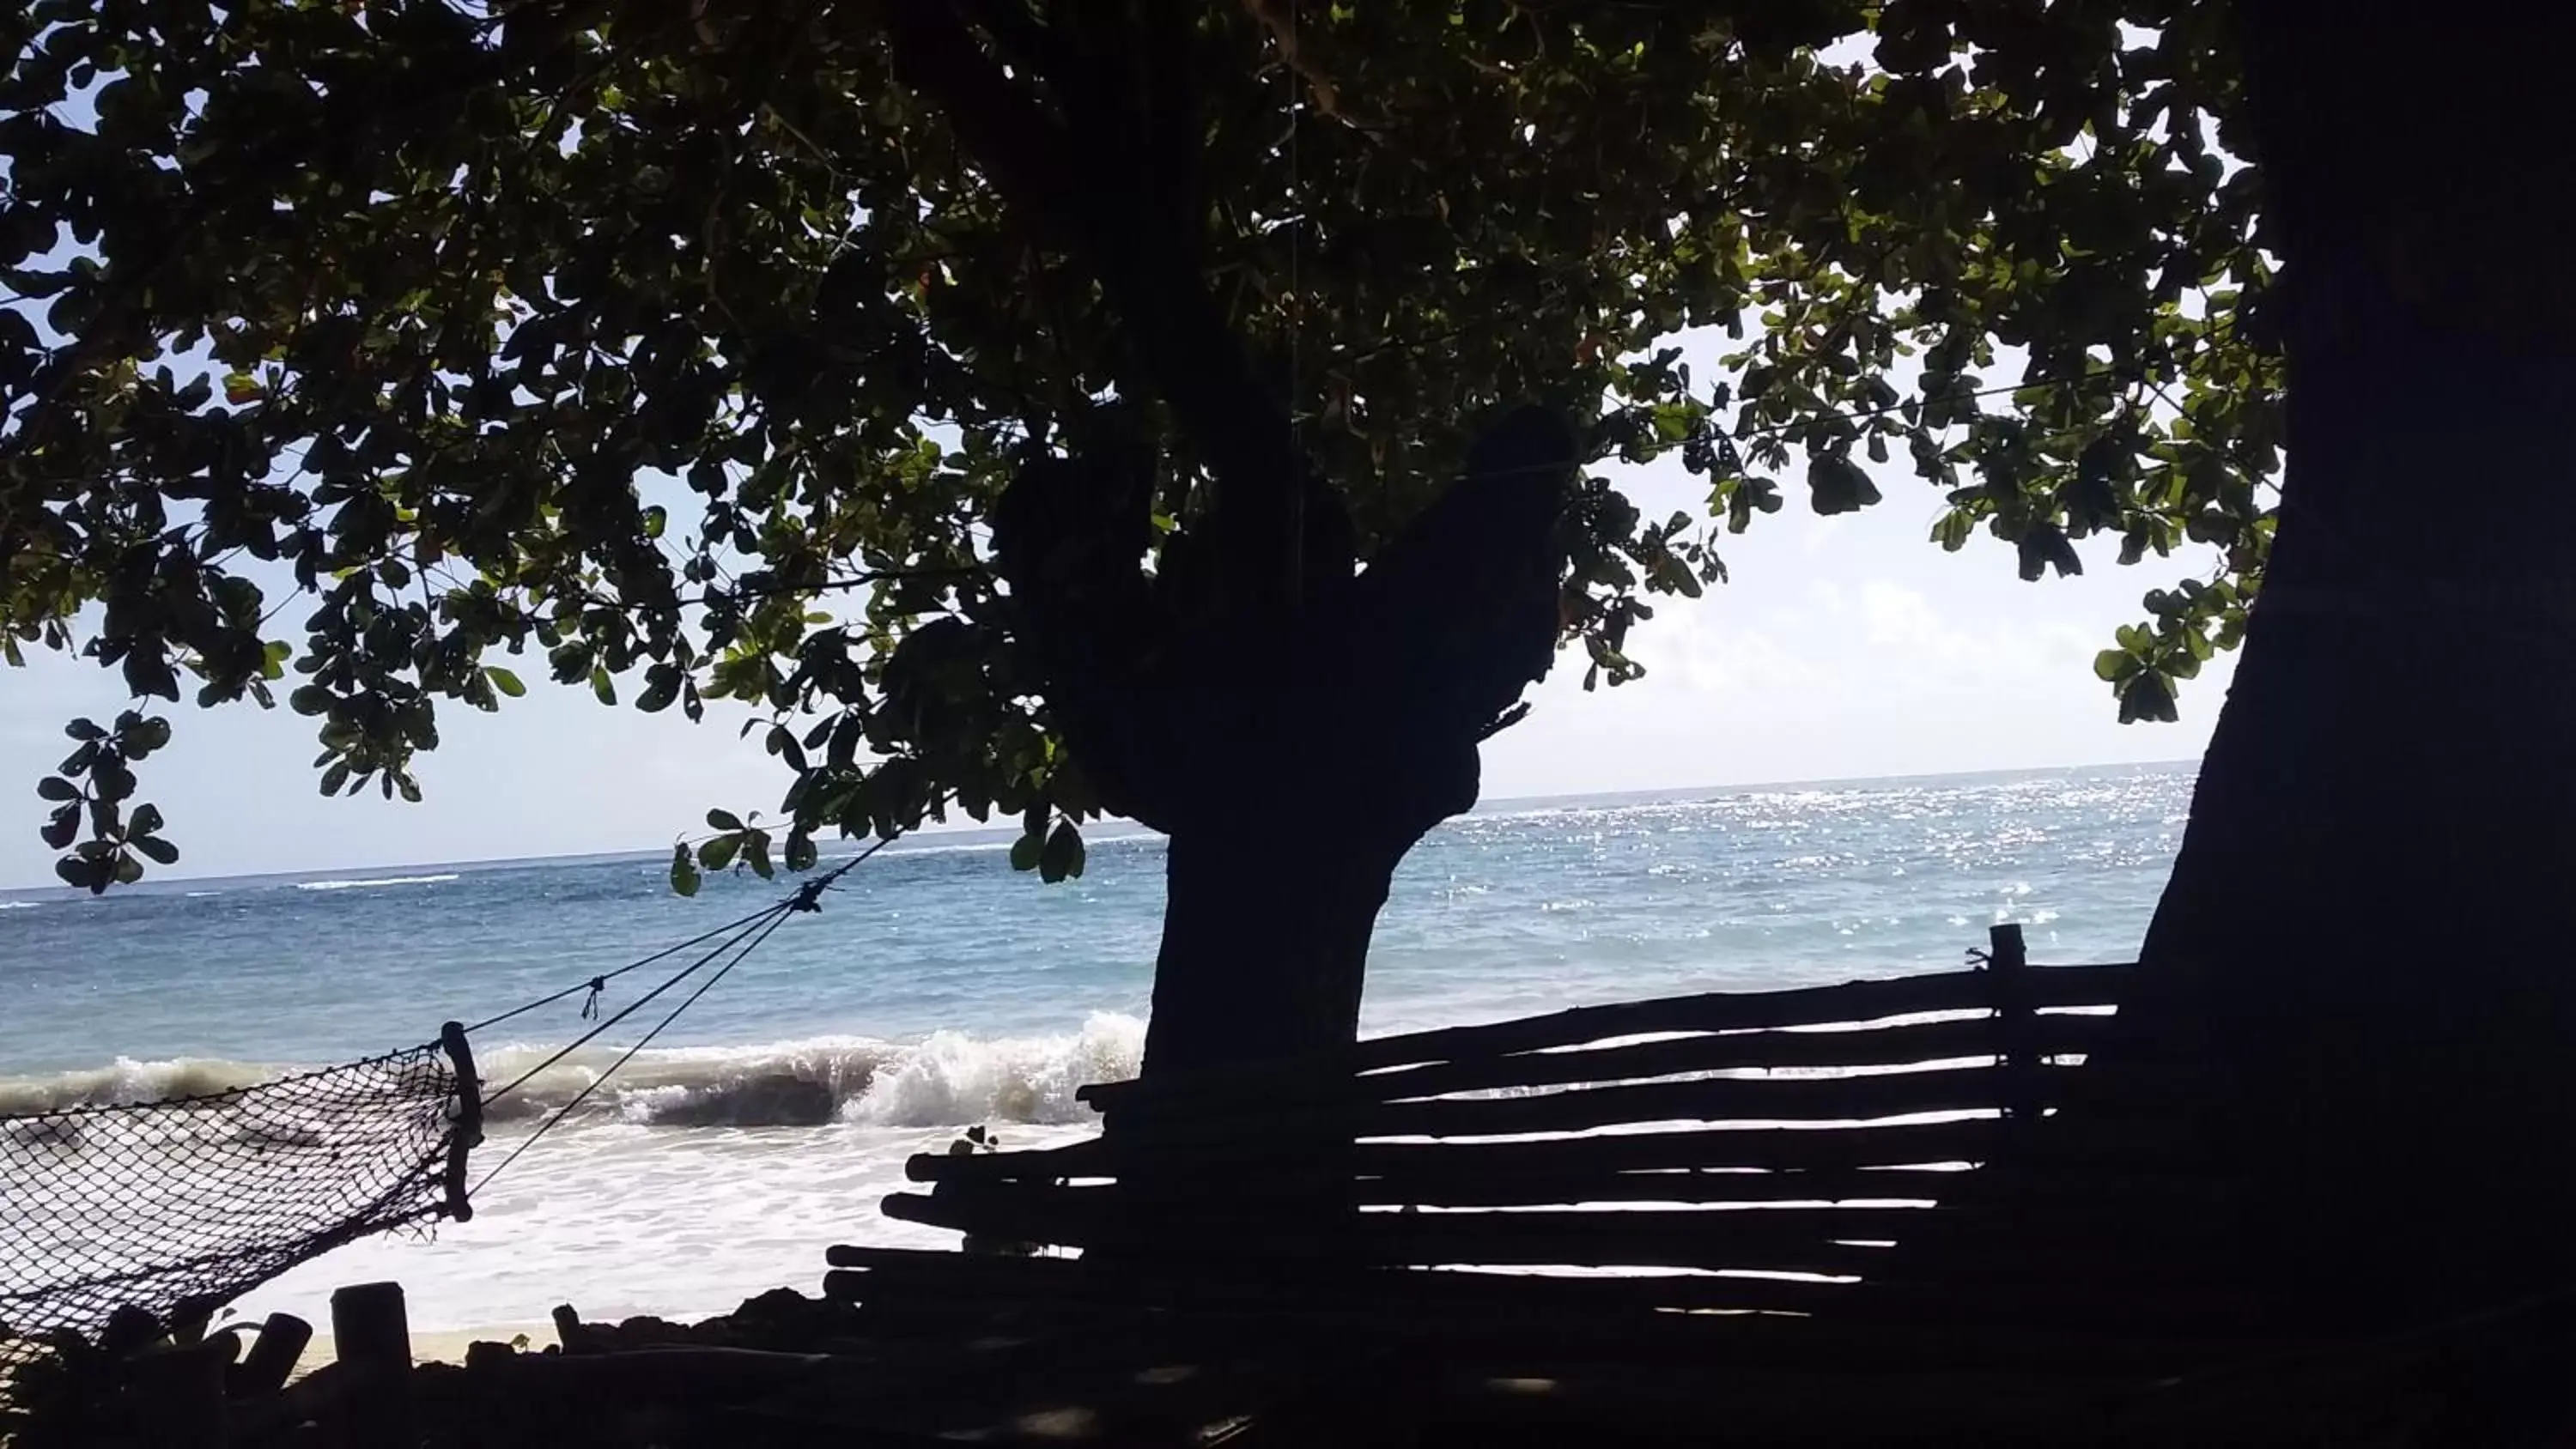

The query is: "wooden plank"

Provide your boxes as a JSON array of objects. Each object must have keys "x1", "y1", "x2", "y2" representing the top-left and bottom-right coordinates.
[
  {"x1": 887, "y1": 1188, "x2": 1940, "y2": 1266},
  {"x1": 1335, "y1": 1012, "x2": 2136, "y2": 1104},
  {"x1": 822, "y1": 1249, "x2": 1877, "y2": 1320},
  {"x1": 886, "y1": 1166, "x2": 2244, "y2": 1237},
  {"x1": 1094, "y1": 1067, "x2": 2030, "y2": 1149},
  {"x1": 1078, "y1": 965, "x2": 2135, "y2": 1113},
  {"x1": 911, "y1": 1114, "x2": 2014, "y2": 1191},
  {"x1": 1352, "y1": 1116, "x2": 2013, "y2": 1176},
  {"x1": 906, "y1": 1135, "x2": 1107, "y2": 1182},
  {"x1": 1366, "y1": 1064, "x2": 2041, "y2": 1139},
  {"x1": 898, "y1": 1165, "x2": 1971, "y2": 1212},
  {"x1": 817, "y1": 1247, "x2": 2264, "y2": 1366}
]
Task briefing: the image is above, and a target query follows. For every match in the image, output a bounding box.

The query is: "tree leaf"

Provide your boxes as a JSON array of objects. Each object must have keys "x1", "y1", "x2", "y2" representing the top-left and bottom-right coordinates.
[
  {"x1": 485, "y1": 666, "x2": 526, "y2": 699},
  {"x1": 671, "y1": 843, "x2": 702, "y2": 897},
  {"x1": 1806, "y1": 455, "x2": 1882, "y2": 516},
  {"x1": 698, "y1": 834, "x2": 740, "y2": 871},
  {"x1": 134, "y1": 835, "x2": 179, "y2": 865},
  {"x1": 707, "y1": 808, "x2": 744, "y2": 831},
  {"x1": 1040, "y1": 819, "x2": 1085, "y2": 882},
  {"x1": 36, "y1": 777, "x2": 78, "y2": 802}
]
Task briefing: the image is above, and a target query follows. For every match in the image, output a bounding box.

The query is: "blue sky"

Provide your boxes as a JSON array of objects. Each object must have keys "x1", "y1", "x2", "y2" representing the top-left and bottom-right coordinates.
[{"x1": 1, "y1": 417, "x2": 2232, "y2": 888}]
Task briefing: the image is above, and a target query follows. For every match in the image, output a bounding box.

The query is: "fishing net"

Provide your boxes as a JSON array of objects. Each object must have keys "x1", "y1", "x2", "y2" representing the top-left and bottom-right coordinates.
[{"x1": 0, "y1": 1027, "x2": 479, "y2": 1382}]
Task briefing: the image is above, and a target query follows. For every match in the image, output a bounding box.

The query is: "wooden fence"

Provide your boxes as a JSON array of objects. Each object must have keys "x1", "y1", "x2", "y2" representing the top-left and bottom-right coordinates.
[{"x1": 840, "y1": 926, "x2": 2246, "y2": 1338}]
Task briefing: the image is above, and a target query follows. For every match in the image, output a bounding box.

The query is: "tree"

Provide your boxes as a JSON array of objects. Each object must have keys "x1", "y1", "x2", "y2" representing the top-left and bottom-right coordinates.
[
  {"x1": 3, "y1": 2, "x2": 2269, "y2": 1082},
  {"x1": 2072, "y1": 0, "x2": 2576, "y2": 1331}
]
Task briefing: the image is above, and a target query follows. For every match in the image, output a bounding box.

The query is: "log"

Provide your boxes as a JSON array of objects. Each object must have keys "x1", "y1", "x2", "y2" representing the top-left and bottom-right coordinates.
[
  {"x1": 128, "y1": 1339, "x2": 231, "y2": 1449},
  {"x1": 465, "y1": 1345, "x2": 834, "y2": 1398},
  {"x1": 907, "y1": 1165, "x2": 1966, "y2": 1212},
  {"x1": 328, "y1": 1282, "x2": 413, "y2": 1449},
  {"x1": 908, "y1": 1115, "x2": 2018, "y2": 1191},
  {"x1": 1078, "y1": 965, "x2": 2136, "y2": 1111},
  {"x1": 228, "y1": 1313, "x2": 313, "y2": 1399},
  {"x1": 1366, "y1": 1064, "x2": 2041, "y2": 1140},
  {"x1": 1097, "y1": 1058, "x2": 2216, "y2": 1158},
  {"x1": 1337, "y1": 1011, "x2": 2140, "y2": 1104},
  {"x1": 904, "y1": 1135, "x2": 1107, "y2": 1182},
  {"x1": 821, "y1": 1249, "x2": 1875, "y2": 1320},
  {"x1": 884, "y1": 1189, "x2": 1932, "y2": 1272},
  {"x1": 817, "y1": 1246, "x2": 2257, "y2": 1365}
]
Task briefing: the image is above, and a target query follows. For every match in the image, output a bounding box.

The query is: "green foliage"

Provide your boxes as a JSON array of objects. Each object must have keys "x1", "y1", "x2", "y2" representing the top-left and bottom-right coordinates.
[{"x1": 2, "y1": 0, "x2": 2269, "y2": 887}]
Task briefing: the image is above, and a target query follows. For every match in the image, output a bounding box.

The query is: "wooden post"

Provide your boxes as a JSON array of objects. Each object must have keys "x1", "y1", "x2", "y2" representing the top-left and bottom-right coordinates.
[
  {"x1": 440, "y1": 1020, "x2": 483, "y2": 1223},
  {"x1": 1986, "y1": 924, "x2": 2039, "y2": 1128},
  {"x1": 329, "y1": 1282, "x2": 414, "y2": 1448},
  {"x1": 229, "y1": 1312, "x2": 312, "y2": 1400},
  {"x1": 128, "y1": 1339, "x2": 231, "y2": 1449}
]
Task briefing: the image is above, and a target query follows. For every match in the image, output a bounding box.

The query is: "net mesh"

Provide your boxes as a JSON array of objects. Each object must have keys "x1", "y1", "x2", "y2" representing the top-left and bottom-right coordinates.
[{"x1": 0, "y1": 1037, "x2": 473, "y2": 1381}]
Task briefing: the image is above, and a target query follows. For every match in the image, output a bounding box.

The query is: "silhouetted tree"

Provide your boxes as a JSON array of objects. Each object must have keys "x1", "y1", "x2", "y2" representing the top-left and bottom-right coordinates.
[{"x1": 5, "y1": 3, "x2": 2278, "y2": 1091}]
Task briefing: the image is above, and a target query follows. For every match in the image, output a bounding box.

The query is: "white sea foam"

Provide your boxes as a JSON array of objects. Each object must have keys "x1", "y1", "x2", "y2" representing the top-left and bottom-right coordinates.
[
  {"x1": 0, "y1": 900, "x2": 39, "y2": 910},
  {"x1": 294, "y1": 873, "x2": 462, "y2": 891},
  {"x1": 0, "y1": 1055, "x2": 289, "y2": 1115},
  {"x1": 3, "y1": 1015, "x2": 1147, "y2": 1131}
]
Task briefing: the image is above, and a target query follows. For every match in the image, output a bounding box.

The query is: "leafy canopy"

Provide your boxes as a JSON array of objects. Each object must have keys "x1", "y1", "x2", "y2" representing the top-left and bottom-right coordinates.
[{"x1": 1, "y1": 0, "x2": 2269, "y2": 892}]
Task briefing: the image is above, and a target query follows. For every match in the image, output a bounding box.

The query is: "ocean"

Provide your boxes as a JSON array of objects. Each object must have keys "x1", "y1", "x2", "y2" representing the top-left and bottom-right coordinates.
[{"x1": 0, "y1": 761, "x2": 2194, "y2": 1332}]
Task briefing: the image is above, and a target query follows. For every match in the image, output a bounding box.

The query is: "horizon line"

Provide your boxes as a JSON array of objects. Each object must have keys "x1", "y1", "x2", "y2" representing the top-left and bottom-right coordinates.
[{"x1": 0, "y1": 755, "x2": 2197, "y2": 895}]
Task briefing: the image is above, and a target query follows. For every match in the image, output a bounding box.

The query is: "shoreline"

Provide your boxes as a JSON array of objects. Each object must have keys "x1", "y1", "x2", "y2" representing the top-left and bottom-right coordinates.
[{"x1": 291, "y1": 1324, "x2": 555, "y2": 1378}]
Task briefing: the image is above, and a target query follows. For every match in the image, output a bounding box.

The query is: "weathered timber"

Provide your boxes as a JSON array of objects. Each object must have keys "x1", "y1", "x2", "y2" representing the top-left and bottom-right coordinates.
[
  {"x1": 911, "y1": 1117, "x2": 2014, "y2": 1190},
  {"x1": 890, "y1": 1173, "x2": 2239, "y2": 1246},
  {"x1": 1078, "y1": 965, "x2": 2136, "y2": 1112},
  {"x1": 1365, "y1": 1064, "x2": 2080, "y2": 1139},
  {"x1": 818, "y1": 1246, "x2": 2267, "y2": 1366},
  {"x1": 823, "y1": 1254, "x2": 1877, "y2": 1328},
  {"x1": 886, "y1": 1191, "x2": 1923, "y2": 1270},
  {"x1": 329, "y1": 1282, "x2": 414, "y2": 1449},
  {"x1": 905, "y1": 1164, "x2": 1967, "y2": 1210},
  {"x1": 128, "y1": 1339, "x2": 231, "y2": 1449},
  {"x1": 1331, "y1": 1010, "x2": 2140, "y2": 1104},
  {"x1": 1988, "y1": 925, "x2": 2044, "y2": 1132},
  {"x1": 228, "y1": 1312, "x2": 312, "y2": 1399}
]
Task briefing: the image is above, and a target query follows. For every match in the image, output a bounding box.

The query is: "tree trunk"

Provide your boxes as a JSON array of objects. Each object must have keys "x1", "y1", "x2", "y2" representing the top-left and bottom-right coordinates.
[
  {"x1": 1143, "y1": 814, "x2": 1399, "y2": 1082},
  {"x1": 2103, "y1": 2, "x2": 2576, "y2": 1330}
]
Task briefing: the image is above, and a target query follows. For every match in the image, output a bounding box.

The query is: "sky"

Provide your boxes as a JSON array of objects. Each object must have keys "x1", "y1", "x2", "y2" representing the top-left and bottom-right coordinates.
[
  {"x1": 0, "y1": 410, "x2": 2235, "y2": 888},
  {"x1": 0, "y1": 32, "x2": 2247, "y2": 890}
]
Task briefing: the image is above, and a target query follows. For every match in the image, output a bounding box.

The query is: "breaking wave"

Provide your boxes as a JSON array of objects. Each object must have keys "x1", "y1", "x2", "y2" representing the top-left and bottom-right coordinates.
[
  {"x1": 0, "y1": 1013, "x2": 1146, "y2": 1131},
  {"x1": 293, "y1": 873, "x2": 462, "y2": 892}
]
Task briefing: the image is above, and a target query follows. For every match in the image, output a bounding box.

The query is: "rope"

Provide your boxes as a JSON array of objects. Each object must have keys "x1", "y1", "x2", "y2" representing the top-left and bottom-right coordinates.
[
  {"x1": 474, "y1": 906, "x2": 786, "y2": 1108},
  {"x1": 469, "y1": 906, "x2": 802, "y2": 1197},
  {"x1": 463, "y1": 843, "x2": 888, "y2": 1038},
  {"x1": 460, "y1": 841, "x2": 889, "y2": 1196},
  {"x1": 461, "y1": 900, "x2": 797, "y2": 1034}
]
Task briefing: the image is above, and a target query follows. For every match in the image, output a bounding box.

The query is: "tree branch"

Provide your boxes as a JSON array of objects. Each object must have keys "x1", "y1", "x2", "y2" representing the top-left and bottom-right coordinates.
[{"x1": 881, "y1": 0, "x2": 1353, "y2": 617}]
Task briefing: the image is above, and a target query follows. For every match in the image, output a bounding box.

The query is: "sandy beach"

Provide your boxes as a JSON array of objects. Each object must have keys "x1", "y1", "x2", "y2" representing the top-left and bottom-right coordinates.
[{"x1": 289, "y1": 1325, "x2": 554, "y2": 1377}]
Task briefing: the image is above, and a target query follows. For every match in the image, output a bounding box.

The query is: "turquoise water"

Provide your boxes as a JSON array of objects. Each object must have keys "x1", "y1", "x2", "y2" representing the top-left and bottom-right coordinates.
[{"x1": 0, "y1": 761, "x2": 2194, "y2": 1327}]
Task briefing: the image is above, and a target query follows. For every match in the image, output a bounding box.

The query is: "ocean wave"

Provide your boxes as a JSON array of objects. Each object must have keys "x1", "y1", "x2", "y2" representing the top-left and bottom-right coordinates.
[
  {"x1": 0, "y1": 1015, "x2": 1146, "y2": 1131},
  {"x1": 294, "y1": 873, "x2": 461, "y2": 892},
  {"x1": 889, "y1": 829, "x2": 1158, "y2": 861},
  {"x1": 0, "y1": 1056, "x2": 289, "y2": 1115},
  {"x1": 0, "y1": 900, "x2": 39, "y2": 910}
]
